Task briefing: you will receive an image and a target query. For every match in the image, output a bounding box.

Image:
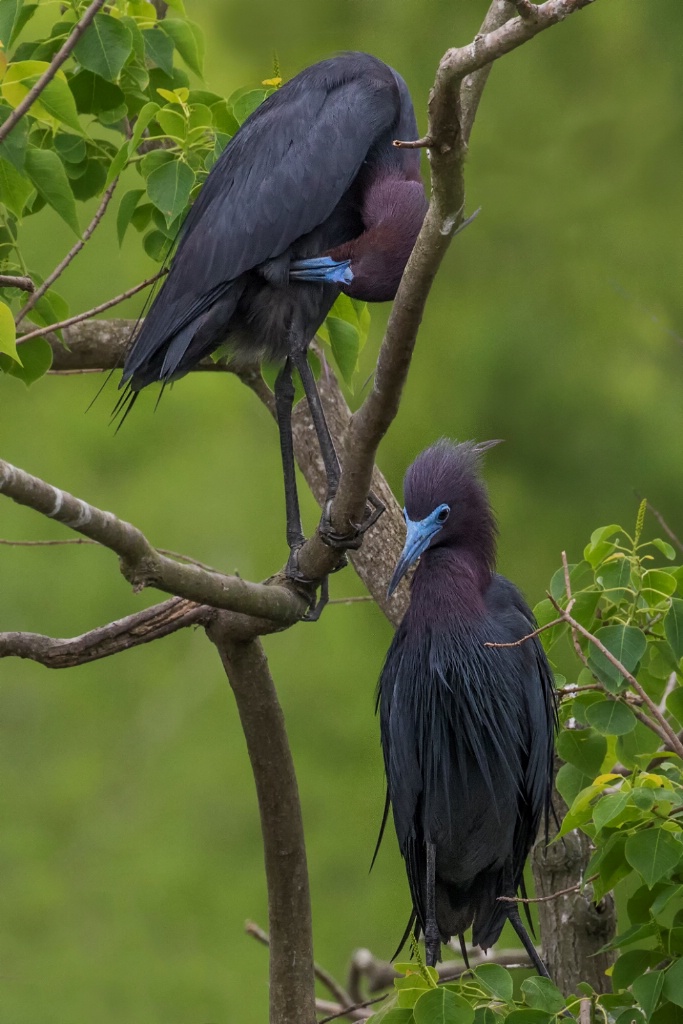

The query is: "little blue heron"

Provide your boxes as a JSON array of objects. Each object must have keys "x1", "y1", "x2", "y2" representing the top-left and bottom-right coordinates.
[
  {"x1": 120, "y1": 52, "x2": 427, "y2": 575},
  {"x1": 377, "y1": 440, "x2": 556, "y2": 974}
]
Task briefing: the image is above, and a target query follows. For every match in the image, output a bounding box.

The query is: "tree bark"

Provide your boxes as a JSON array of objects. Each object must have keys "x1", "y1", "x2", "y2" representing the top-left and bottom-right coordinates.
[
  {"x1": 531, "y1": 758, "x2": 616, "y2": 994},
  {"x1": 208, "y1": 622, "x2": 316, "y2": 1024}
]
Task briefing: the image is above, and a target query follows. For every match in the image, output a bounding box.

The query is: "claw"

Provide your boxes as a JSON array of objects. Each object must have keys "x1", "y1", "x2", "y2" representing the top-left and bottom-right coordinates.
[
  {"x1": 284, "y1": 544, "x2": 330, "y2": 621},
  {"x1": 318, "y1": 492, "x2": 386, "y2": 550}
]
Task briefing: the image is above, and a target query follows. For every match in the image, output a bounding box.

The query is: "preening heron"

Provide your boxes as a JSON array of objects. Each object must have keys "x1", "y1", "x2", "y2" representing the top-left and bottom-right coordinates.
[
  {"x1": 377, "y1": 440, "x2": 556, "y2": 974},
  {"x1": 120, "y1": 52, "x2": 427, "y2": 574}
]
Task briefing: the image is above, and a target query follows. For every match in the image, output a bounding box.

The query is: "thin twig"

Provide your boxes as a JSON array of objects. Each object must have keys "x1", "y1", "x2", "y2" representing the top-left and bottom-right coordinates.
[
  {"x1": 0, "y1": 0, "x2": 107, "y2": 146},
  {"x1": 0, "y1": 275, "x2": 34, "y2": 292},
  {"x1": 246, "y1": 921, "x2": 355, "y2": 1009},
  {"x1": 484, "y1": 615, "x2": 565, "y2": 647},
  {"x1": 317, "y1": 996, "x2": 387, "y2": 1024},
  {"x1": 547, "y1": 594, "x2": 683, "y2": 760},
  {"x1": 642, "y1": 498, "x2": 683, "y2": 554},
  {"x1": 0, "y1": 535, "x2": 225, "y2": 574},
  {"x1": 498, "y1": 874, "x2": 598, "y2": 904},
  {"x1": 17, "y1": 272, "x2": 167, "y2": 344},
  {"x1": 562, "y1": 549, "x2": 591, "y2": 670},
  {"x1": 17, "y1": 179, "x2": 119, "y2": 325},
  {"x1": 327, "y1": 595, "x2": 374, "y2": 606}
]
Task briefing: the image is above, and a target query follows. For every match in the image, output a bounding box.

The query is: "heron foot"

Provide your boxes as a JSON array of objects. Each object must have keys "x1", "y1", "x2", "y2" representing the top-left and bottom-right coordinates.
[
  {"x1": 318, "y1": 492, "x2": 385, "y2": 550},
  {"x1": 284, "y1": 545, "x2": 330, "y2": 622},
  {"x1": 424, "y1": 931, "x2": 441, "y2": 968}
]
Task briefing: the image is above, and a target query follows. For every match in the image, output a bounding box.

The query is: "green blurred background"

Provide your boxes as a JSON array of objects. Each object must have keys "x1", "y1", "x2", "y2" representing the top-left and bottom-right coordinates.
[{"x1": 1, "y1": 1, "x2": 682, "y2": 1020}]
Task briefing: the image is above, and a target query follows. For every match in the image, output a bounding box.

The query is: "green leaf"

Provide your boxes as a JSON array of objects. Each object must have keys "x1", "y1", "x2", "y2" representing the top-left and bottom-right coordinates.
[
  {"x1": 586, "y1": 699, "x2": 637, "y2": 736},
  {"x1": 143, "y1": 26, "x2": 175, "y2": 77},
  {"x1": 0, "y1": 298, "x2": 19, "y2": 362},
  {"x1": 130, "y1": 101, "x2": 161, "y2": 152},
  {"x1": 73, "y1": 13, "x2": 133, "y2": 81},
  {"x1": 557, "y1": 727, "x2": 607, "y2": 777},
  {"x1": 143, "y1": 228, "x2": 172, "y2": 262},
  {"x1": 117, "y1": 188, "x2": 146, "y2": 245},
  {"x1": 588, "y1": 625, "x2": 647, "y2": 688},
  {"x1": 413, "y1": 987, "x2": 474, "y2": 1024},
  {"x1": 0, "y1": 0, "x2": 22, "y2": 49},
  {"x1": 663, "y1": 959, "x2": 683, "y2": 1008},
  {"x1": 504, "y1": 1012, "x2": 554, "y2": 1024},
  {"x1": 232, "y1": 88, "x2": 267, "y2": 124},
  {"x1": 555, "y1": 762, "x2": 593, "y2": 807},
  {"x1": 597, "y1": 555, "x2": 632, "y2": 594},
  {"x1": 54, "y1": 132, "x2": 86, "y2": 164},
  {"x1": 475, "y1": 963, "x2": 513, "y2": 1003},
  {"x1": 326, "y1": 316, "x2": 359, "y2": 386},
  {"x1": 374, "y1": 1012, "x2": 414, "y2": 1024},
  {"x1": 650, "y1": 539, "x2": 676, "y2": 561},
  {"x1": 146, "y1": 158, "x2": 194, "y2": 226},
  {"x1": 0, "y1": 102, "x2": 28, "y2": 168},
  {"x1": 641, "y1": 570, "x2": 678, "y2": 605},
  {"x1": 2, "y1": 61, "x2": 82, "y2": 132},
  {"x1": 156, "y1": 106, "x2": 186, "y2": 140},
  {"x1": 613, "y1": 950, "x2": 662, "y2": 990},
  {"x1": 70, "y1": 158, "x2": 106, "y2": 202},
  {"x1": 625, "y1": 830, "x2": 683, "y2": 888},
  {"x1": 159, "y1": 19, "x2": 204, "y2": 77},
  {"x1": 0, "y1": 154, "x2": 33, "y2": 215},
  {"x1": 593, "y1": 790, "x2": 631, "y2": 832},
  {"x1": 665, "y1": 600, "x2": 683, "y2": 661},
  {"x1": 632, "y1": 971, "x2": 665, "y2": 1019},
  {"x1": 589, "y1": 833, "x2": 631, "y2": 900},
  {"x1": 521, "y1": 977, "x2": 566, "y2": 1014},
  {"x1": 69, "y1": 69, "x2": 126, "y2": 117},
  {"x1": 4, "y1": 335, "x2": 52, "y2": 384},
  {"x1": 24, "y1": 148, "x2": 79, "y2": 235},
  {"x1": 617, "y1": 721, "x2": 664, "y2": 770},
  {"x1": 667, "y1": 688, "x2": 683, "y2": 729}
]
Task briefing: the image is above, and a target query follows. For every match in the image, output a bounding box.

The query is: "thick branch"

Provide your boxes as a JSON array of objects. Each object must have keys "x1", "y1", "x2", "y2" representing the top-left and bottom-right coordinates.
[
  {"x1": 0, "y1": 459, "x2": 307, "y2": 624},
  {"x1": 0, "y1": 598, "x2": 210, "y2": 667},
  {"x1": 46, "y1": 322, "x2": 411, "y2": 626},
  {"x1": 208, "y1": 627, "x2": 316, "y2": 1024},
  {"x1": 0, "y1": 0, "x2": 107, "y2": 146},
  {"x1": 0, "y1": 274, "x2": 34, "y2": 292},
  {"x1": 307, "y1": 0, "x2": 596, "y2": 558}
]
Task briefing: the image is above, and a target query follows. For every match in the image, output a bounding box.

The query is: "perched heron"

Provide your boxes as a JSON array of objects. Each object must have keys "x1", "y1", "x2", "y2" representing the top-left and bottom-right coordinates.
[
  {"x1": 377, "y1": 440, "x2": 556, "y2": 974},
  {"x1": 120, "y1": 52, "x2": 427, "y2": 573}
]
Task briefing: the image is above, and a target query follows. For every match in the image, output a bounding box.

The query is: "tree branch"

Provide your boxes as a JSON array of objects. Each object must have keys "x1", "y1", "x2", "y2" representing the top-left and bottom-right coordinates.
[
  {"x1": 304, "y1": 0, "x2": 597, "y2": 568},
  {"x1": 0, "y1": 274, "x2": 34, "y2": 292},
  {"x1": 208, "y1": 629, "x2": 316, "y2": 1024},
  {"x1": 0, "y1": 458, "x2": 307, "y2": 624},
  {"x1": 0, "y1": 0, "x2": 107, "y2": 146},
  {"x1": 18, "y1": 274, "x2": 166, "y2": 344},
  {"x1": 0, "y1": 597, "x2": 210, "y2": 668}
]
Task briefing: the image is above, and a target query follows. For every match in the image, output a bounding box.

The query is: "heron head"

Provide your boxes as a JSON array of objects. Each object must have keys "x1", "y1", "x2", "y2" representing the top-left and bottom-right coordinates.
[
  {"x1": 387, "y1": 502, "x2": 450, "y2": 596},
  {"x1": 387, "y1": 439, "x2": 503, "y2": 597}
]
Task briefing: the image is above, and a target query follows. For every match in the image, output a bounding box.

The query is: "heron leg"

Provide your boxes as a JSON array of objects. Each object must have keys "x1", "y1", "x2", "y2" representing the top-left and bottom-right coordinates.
[
  {"x1": 424, "y1": 842, "x2": 441, "y2": 968},
  {"x1": 290, "y1": 349, "x2": 385, "y2": 548},
  {"x1": 274, "y1": 358, "x2": 305, "y2": 553},
  {"x1": 505, "y1": 904, "x2": 551, "y2": 978},
  {"x1": 290, "y1": 348, "x2": 340, "y2": 494}
]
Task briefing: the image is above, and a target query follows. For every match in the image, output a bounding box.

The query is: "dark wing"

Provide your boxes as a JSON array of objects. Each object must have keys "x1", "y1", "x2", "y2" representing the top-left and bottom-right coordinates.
[
  {"x1": 122, "y1": 55, "x2": 401, "y2": 384},
  {"x1": 377, "y1": 623, "x2": 426, "y2": 922},
  {"x1": 485, "y1": 576, "x2": 557, "y2": 878}
]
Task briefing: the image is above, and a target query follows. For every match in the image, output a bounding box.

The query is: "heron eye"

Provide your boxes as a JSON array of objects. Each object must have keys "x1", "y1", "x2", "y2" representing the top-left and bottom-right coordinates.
[{"x1": 436, "y1": 505, "x2": 450, "y2": 524}]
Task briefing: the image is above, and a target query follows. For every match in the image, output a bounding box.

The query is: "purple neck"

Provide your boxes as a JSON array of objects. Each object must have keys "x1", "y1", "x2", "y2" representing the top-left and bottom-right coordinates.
[{"x1": 406, "y1": 548, "x2": 492, "y2": 627}]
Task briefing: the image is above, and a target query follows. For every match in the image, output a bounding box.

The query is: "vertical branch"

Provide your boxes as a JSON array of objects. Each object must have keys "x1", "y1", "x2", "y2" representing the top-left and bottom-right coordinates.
[
  {"x1": 207, "y1": 614, "x2": 316, "y2": 1024},
  {"x1": 531, "y1": 756, "x2": 616, "y2": 993}
]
